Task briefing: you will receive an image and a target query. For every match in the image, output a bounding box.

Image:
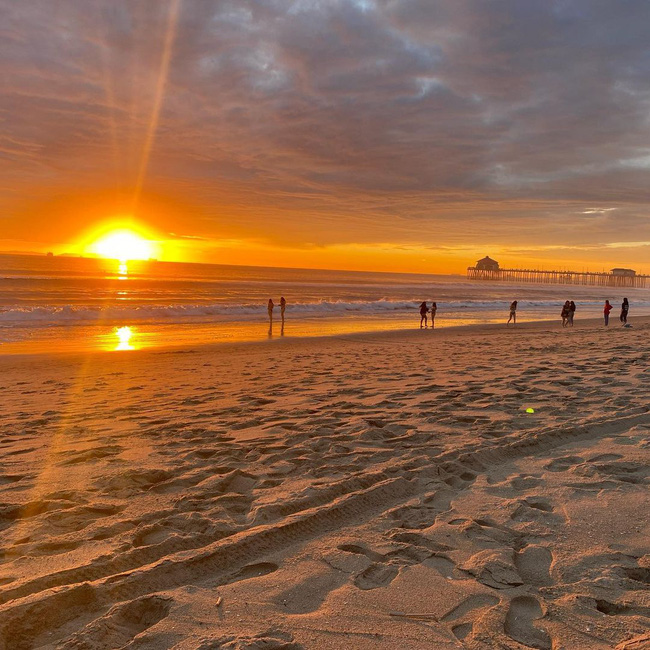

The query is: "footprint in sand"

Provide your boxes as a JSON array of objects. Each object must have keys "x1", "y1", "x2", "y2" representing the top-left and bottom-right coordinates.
[
  {"x1": 510, "y1": 475, "x2": 544, "y2": 490},
  {"x1": 623, "y1": 566, "x2": 650, "y2": 586},
  {"x1": 354, "y1": 562, "x2": 399, "y2": 590},
  {"x1": 594, "y1": 461, "x2": 648, "y2": 485},
  {"x1": 521, "y1": 497, "x2": 554, "y2": 513},
  {"x1": 510, "y1": 497, "x2": 561, "y2": 524},
  {"x1": 197, "y1": 630, "x2": 303, "y2": 650},
  {"x1": 504, "y1": 596, "x2": 552, "y2": 650},
  {"x1": 338, "y1": 543, "x2": 384, "y2": 563},
  {"x1": 587, "y1": 453, "x2": 623, "y2": 463},
  {"x1": 594, "y1": 598, "x2": 650, "y2": 617},
  {"x1": 227, "y1": 562, "x2": 279, "y2": 584},
  {"x1": 440, "y1": 593, "x2": 499, "y2": 640},
  {"x1": 59, "y1": 594, "x2": 172, "y2": 649},
  {"x1": 43, "y1": 503, "x2": 124, "y2": 532},
  {"x1": 460, "y1": 549, "x2": 523, "y2": 589},
  {"x1": 424, "y1": 554, "x2": 457, "y2": 578},
  {"x1": 388, "y1": 490, "x2": 454, "y2": 529},
  {"x1": 25, "y1": 539, "x2": 82, "y2": 557},
  {"x1": 514, "y1": 546, "x2": 553, "y2": 586},
  {"x1": 456, "y1": 517, "x2": 521, "y2": 548},
  {"x1": 275, "y1": 570, "x2": 349, "y2": 614},
  {"x1": 131, "y1": 524, "x2": 172, "y2": 548},
  {"x1": 442, "y1": 593, "x2": 500, "y2": 623},
  {"x1": 337, "y1": 544, "x2": 402, "y2": 590},
  {"x1": 388, "y1": 531, "x2": 453, "y2": 552},
  {"x1": 544, "y1": 456, "x2": 583, "y2": 472}
]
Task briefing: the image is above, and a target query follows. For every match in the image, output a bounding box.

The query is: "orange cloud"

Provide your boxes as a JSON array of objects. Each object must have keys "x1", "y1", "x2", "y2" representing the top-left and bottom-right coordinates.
[{"x1": 2, "y1": 1, "x2": 650, "y2": 274}]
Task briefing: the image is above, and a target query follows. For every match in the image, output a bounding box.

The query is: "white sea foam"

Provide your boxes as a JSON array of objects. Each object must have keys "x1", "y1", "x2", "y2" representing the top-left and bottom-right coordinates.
[
  {"x1": 1, "y1": 297, "x2": 647, "y2": 326},
  {"x1": 0, "y1": 300, "x2": 435, "y2": 324},
  {"x1": 2, "y1": 254, "x2": 648, "y2": 331}
]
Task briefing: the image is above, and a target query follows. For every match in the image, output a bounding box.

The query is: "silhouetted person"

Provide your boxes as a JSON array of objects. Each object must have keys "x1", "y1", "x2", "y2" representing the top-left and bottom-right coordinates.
[
  {"x1": 568, "y1": 301, "x2": 576, "y2": 327},
  {"x1": 419, "y1": 301, "x2": 428, "y2": 328},
  {"x1": 620, "y1": 298, "x2": 629, "y2": 324},
  {"x1": 280, "y1": 296, "x2": 286, "y2": 323},
  {"x1": 430, "y1": 301, "x2": 437, "y2": 329},
  {"x1": 560, "y1": 301, "x2": 568, "y2": 327},
  {"x1": 267, "y1": 298, "x2": 274, "y2": 324},
  {"x1": 604, "y1": 300, "x2": 612, "y2": 326},
  {"x1": 507, "y1": 300, "x2": 517, "y2": 324}
]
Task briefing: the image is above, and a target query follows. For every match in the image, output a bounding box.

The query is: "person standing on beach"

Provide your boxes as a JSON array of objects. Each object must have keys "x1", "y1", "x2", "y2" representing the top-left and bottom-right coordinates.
[
  {"x1": 280, "y1": 296, "x2": 286, "y2": 323},
  {"x1": 419, "y1": 301, "x2": 428, "y2": 328},
  {"x1": 267, "y1": 298, "x2": 275, "y2": 324},
  {"x1": 620, "y1": 298, "x2": 629, "y2": 324},
  {"x1": 430, "y1": 302, "x2": 437, "y2": 329},
  {"x1": 568, "y1": 301, "x2": 576, "y2": 327},
  {"x1": 507, "y1": 300, "x2": 517, "y2": 324},
  {"x1": 604, "y1": 300, "x2": 612, "y2": 326},
  {"x1": 561, "y1": 301, "x2": 570, "y2": 327}
]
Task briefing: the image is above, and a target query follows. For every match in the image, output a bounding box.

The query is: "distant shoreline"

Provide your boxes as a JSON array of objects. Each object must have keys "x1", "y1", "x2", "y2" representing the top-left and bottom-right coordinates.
[{"x1": 0, "y1": 250, "x2": 468, "y2": 279}]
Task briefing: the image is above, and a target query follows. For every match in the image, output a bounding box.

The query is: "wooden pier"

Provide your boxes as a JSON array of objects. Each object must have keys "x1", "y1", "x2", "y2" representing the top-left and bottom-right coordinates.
[{"x1": 467, "y1": 267, "x2": 649, "y2": 288}]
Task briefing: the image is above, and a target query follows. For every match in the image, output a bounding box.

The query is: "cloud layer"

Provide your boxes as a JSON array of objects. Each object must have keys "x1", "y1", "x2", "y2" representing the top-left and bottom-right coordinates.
[{"x1": 1, "y1": 0, "x2": 650, "y2": 267}]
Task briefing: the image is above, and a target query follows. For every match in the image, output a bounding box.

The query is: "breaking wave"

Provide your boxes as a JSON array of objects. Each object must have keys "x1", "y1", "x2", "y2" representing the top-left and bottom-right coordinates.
[
  {"x1": 0, "y1": 297, "x2": 630, "y2": 326},
  {"x1": 0, "y1": 300, "x2": 419, "y2": 324}
]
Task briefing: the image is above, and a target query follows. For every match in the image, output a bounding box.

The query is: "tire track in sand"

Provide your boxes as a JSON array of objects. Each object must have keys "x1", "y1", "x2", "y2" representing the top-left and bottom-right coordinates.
[{"x1": 1, "y1": 409, "x2": 649, "y2": 648}]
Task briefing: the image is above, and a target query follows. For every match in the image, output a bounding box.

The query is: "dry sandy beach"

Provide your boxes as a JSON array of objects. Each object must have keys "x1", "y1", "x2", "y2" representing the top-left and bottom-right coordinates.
[{"x1": 0, "y1": 319, "x2": 649, "y2": 649}]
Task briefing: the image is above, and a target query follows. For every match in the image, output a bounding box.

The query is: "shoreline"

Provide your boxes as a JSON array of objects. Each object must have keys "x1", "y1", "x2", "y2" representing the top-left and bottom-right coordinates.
[{"x1": 1, "y1": 312, "x2": 645, "y2": 360}]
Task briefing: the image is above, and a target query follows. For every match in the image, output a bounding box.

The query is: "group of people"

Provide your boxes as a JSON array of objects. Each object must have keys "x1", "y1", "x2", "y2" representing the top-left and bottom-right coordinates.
[
  {"x1": 268, "y1": 296, "x2": 631, "y2": 331},
  {"x1": 267, "y1": 296, "x2": 287, "y2": 323},
  {"x1": 560, "y1": 300, "x2": 577, "y2": 327},
  {"x1": 506, "y1": 298, "x2": 630, "y2": 327},
  {"x1": 604, "y1": 298, "x2": 629, "y2": 326},
  {"x1": 419, "y1": 301, "x2": 437, "y2": 328}
]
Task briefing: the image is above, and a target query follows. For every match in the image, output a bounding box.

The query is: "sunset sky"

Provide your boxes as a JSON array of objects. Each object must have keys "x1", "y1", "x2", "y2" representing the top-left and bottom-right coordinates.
[{"x1": 1, "y1": 1, "x2": 650, "y2": 273}]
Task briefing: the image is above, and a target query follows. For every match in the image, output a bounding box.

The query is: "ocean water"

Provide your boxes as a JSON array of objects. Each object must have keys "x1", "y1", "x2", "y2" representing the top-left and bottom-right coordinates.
[{"x1": 1, "y1": 254, "x2": 647, "y2": 353}]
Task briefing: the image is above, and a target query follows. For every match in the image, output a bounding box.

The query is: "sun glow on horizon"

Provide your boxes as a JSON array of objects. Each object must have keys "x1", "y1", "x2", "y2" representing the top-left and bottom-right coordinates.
[
  {"x1": 91, "y1": 230, "x2": 155, "y2": 262},
  {"x1": 75, "y1": 219, "x2": 190, "y2": 264}
]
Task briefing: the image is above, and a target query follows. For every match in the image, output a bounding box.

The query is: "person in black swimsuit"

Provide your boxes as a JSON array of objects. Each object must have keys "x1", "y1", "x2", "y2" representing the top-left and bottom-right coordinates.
[
  {"x1": 419, "y1": 301, "x2": 428, "y2": 328},
  {"x1": 620, "y1": 298, "x2": 629, "y2": 324}
]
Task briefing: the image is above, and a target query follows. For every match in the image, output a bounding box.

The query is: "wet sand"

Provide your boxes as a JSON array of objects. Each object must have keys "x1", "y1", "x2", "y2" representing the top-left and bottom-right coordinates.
[
  {"x1": 0, "y1": 318, "x2": 649, "y2": 649},
  {"x1": 0, "y1": 313, "x2": 535, "y2": 356}
]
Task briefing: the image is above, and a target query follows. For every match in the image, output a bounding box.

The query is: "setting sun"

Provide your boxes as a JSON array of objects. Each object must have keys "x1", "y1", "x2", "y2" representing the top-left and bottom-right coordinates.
[{"x1": 91, "y1": 230, "x2": 155, "y2": 262}]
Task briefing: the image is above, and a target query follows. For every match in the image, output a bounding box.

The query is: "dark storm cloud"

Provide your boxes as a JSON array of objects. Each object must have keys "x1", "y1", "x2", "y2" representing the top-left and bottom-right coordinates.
[{"x1": 1, "y1": 0, "x2": 650, "y2": 251}]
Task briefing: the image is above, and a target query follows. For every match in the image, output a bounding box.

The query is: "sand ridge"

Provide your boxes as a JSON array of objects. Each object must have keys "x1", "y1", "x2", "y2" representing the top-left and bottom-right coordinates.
[{"x1": 0, "y1": 320, "x2": 649, "y2": 648}]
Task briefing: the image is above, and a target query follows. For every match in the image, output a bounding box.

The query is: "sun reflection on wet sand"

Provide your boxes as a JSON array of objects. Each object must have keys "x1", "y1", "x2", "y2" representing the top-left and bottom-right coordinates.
[
  {"x1": 0, "y1": 315, "x2": 531, "y2": 356},
  {"x1": 115, "y1": 326, "x2": 135, "y2": 351}
]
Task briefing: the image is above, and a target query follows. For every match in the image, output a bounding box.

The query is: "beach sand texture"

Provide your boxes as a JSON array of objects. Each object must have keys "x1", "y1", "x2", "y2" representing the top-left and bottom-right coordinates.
[{"x1": 0, "y1": 320, "x2": 649, "y2": 649}]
